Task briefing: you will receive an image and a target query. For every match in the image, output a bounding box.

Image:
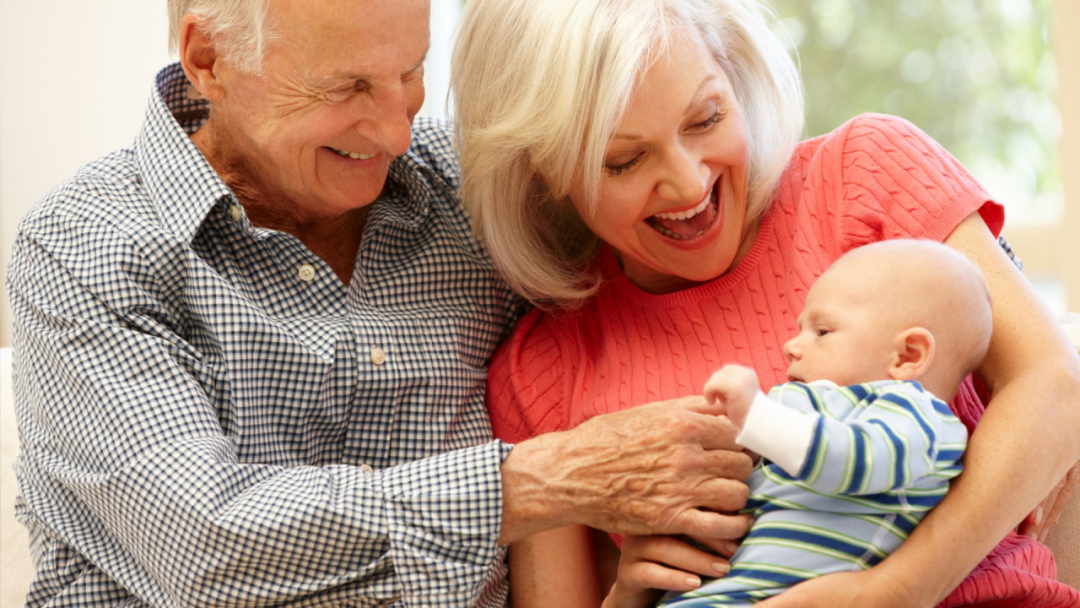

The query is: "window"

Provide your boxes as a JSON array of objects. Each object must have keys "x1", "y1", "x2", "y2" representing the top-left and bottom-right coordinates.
[{"x1": 771, "y1": 0, "x2": 1061, "y2": 225}]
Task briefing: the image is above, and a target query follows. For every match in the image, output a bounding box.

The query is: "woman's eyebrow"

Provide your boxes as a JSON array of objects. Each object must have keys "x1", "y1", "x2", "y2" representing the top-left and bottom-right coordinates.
[
  {"x1": 612, "y1": 75, "x2": 725, "y2": 141},
  {"x1": 684, "y1": 74, "x2": 723, "y2": 114}
]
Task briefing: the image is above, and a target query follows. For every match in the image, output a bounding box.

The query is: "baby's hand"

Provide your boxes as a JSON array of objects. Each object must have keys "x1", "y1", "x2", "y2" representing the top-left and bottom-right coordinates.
[{"x1": 703, "y1": 365, "x2": 760, "y2": 429}]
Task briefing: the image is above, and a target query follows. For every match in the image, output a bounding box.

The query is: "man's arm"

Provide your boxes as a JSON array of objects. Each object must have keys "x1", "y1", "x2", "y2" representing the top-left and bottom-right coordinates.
[{"x1": 9, "y1": 221, "x2": 504, "y2": 607}]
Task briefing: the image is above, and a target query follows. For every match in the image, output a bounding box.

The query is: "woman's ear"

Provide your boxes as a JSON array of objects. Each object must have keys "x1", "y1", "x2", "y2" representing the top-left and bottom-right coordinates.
[
  {"x1": 178, "y1": 14, "x2": 226, "y2": 102},
  {"x1": 889, "y1": 327, "x2": 935, "y2": 381}
]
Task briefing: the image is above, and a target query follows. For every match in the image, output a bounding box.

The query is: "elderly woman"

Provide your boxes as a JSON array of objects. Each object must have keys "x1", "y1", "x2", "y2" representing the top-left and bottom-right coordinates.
[{"x1": 452, "y1": 0, "x2": 1080, "y2": 606}]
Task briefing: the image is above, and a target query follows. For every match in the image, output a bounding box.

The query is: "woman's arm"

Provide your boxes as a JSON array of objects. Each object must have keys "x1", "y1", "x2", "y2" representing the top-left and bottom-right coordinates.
[
  {"x1": 508, "y1": 525, "x2": 742, "y2": 608},
  {"x1": 509, "y1": 526, "x2": 602, "y2": 608},
  {"x1": 890, "y1": 211, "x2": 1080, "y2": 603},
  {"x1": 763, "y1": 211, "x2": 1080, "y2": 606}
]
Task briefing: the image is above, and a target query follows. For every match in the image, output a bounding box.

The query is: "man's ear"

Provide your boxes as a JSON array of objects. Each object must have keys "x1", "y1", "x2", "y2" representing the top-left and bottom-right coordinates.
[
  {"x1": 889, "y1": 327, "x2": 935, "y2": 381},
  {"x1": 178, "y1": 14, "x2": 225, "y2": 102}
]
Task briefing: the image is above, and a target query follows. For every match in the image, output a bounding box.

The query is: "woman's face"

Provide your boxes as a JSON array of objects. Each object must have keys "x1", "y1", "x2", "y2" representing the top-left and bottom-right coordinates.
[{"x1": 567, "y1": 31, "x2": 752, "y2": 294}]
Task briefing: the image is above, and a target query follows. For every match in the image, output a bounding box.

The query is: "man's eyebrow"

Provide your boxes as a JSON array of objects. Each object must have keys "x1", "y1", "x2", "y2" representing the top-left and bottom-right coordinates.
[
  {"x1": 612, "y1": 74, "x2": 724, "y2": 141},
  {"x1": 320, "y1": 49, "x2": 429, "y2": 85}
]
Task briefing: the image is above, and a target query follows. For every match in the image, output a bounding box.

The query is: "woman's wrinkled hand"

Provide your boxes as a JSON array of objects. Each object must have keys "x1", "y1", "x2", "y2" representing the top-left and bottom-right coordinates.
[
  {"x1": 602, "y1": 534, "x2": 741, "y2": 608},
  {"x1": 1018, "y1": 460, "x2": 1080, "y2": 541}
]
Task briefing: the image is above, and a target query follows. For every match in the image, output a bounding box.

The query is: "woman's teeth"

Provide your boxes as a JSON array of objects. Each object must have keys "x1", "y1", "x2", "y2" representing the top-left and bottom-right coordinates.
[
  {"x1": 653, "y1": 195, "x2": 711, "y2": 221},
  {"x1": 329, "y1": 147, "x2": 376, "y2": 160},
  {"x1": 646, "y1": 187, "x2": 719, "y2": 240}
]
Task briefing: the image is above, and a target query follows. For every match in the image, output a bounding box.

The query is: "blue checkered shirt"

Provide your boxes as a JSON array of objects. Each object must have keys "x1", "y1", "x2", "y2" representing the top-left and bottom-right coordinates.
[{"x1": 7, "y1": 63, "x2": 525, "y2": 607}]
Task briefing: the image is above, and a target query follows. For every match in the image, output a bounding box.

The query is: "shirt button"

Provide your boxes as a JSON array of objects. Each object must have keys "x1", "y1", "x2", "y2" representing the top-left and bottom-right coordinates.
[
  {"x1": 370, "y1": 347, "x2": 386, "y2": 366},
  {"x1": 228, "y1": 204, "x2": 243, "y2": 222},
  {"x1": 297, "y1": 263, "x2": 316, "y2": 282},
  {"x1": 360, "y1": 464, "x2": 374, "y2": 474}
]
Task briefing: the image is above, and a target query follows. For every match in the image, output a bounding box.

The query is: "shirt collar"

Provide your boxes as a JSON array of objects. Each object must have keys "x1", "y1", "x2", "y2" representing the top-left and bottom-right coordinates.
[
  {"x1": 135, "y1": 63, "x2": 234, "y2": 245},
  {"x1": 134, "y1": 63, "x2": 440, "y2": 243}
]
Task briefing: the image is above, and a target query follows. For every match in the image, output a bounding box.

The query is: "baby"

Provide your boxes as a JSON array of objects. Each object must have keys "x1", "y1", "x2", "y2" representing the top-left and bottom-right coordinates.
[{"x1": 661, "y1": 239, "x2": 993, "y2": 607}]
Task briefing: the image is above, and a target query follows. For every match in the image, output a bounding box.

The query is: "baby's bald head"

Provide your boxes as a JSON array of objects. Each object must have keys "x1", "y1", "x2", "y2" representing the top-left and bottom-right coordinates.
[{"x1": 821, "y1": 240, "x2": 992, "y2": 398}]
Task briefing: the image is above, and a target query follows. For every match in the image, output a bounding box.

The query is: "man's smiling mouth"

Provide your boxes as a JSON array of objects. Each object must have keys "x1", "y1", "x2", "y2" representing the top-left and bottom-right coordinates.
[
  {"x1": 645, "y1": 178, "x2": 721, "y2": 240},
  {"x1": 327, "y1": 146, "x2": 376, "y2": 161}
]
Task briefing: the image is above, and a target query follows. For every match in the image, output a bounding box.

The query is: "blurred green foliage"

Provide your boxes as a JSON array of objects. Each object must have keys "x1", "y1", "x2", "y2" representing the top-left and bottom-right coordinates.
[{"x1": 769, "y1": 0, "x2": 1061, "y2": 220}]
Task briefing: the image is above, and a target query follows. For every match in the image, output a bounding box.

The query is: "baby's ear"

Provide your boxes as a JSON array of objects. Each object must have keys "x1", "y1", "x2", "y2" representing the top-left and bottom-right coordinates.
[{"x1": 890, "y1": 327, "x2": 935, "y2": 381}]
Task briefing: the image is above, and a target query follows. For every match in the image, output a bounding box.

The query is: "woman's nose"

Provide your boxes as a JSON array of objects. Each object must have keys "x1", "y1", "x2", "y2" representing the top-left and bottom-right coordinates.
[{"x1": 656, "y1": 145, "x2": 710, "y2": 204}]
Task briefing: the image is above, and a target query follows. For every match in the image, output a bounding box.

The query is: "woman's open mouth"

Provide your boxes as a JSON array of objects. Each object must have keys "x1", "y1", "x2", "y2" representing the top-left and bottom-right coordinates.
[{"x1": 645, "y1": 179, "x2": 721, "y2": 241}]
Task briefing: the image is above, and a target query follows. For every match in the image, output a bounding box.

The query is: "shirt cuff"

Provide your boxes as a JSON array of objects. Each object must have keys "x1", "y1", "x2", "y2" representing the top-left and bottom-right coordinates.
[
  {"x1": 736, "y1": 392, "x2": 819, "y2": 477},
  {"x1": 378, "y1": 440, "x2": 507, "y2": 605}
]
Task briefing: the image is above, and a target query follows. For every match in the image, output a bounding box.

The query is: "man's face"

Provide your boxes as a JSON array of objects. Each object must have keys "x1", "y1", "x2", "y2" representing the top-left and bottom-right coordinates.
[{"x1": 210, "y1": 0, "x2": 429, "y2": 222}]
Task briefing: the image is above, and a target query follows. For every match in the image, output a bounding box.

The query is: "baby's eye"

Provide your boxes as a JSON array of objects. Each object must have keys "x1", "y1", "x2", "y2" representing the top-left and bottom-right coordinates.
[{"x1": 817, "y1": 329, "x2": 829, "y2": 337}]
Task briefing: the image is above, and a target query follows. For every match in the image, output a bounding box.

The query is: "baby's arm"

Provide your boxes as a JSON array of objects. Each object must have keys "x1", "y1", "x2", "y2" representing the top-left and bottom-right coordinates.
[{"x1": 743, "y1": 381, "x2": 967, "y2": 499}]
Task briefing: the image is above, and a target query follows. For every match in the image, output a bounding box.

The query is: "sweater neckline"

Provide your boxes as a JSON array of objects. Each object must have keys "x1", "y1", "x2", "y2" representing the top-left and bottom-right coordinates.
[{"x1": 597, "y1": 206, "x2": 775, "y2": 309}]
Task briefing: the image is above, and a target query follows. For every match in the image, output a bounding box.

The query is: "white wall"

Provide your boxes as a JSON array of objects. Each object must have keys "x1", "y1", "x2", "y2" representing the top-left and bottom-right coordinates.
[
  {"x1": 0, "y1": 1, "x2": 462, "y2": 347},
  {"x1": 0, "y1": 2, "x2": 172, "y2": 347}
]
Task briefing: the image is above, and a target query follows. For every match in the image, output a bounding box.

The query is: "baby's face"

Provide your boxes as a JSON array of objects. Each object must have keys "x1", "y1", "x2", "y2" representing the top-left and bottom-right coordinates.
[{"x1": 783, "y1": 267, "x2": 900, "y2": 386}]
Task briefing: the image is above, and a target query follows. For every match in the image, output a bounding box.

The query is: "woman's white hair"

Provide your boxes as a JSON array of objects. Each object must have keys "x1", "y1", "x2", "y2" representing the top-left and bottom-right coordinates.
[
  {"x1": 168, "y1": 0, "x2": 274, "y2": 74},
  {"x1": 452, "y1": 0, "x2": 804, "y2": 307}
]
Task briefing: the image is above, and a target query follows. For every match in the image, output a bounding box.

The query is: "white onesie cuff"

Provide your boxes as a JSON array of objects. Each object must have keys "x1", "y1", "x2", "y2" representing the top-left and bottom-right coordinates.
[{"x1": 736, "y1": 391, "x2": 819, "y2": 477}]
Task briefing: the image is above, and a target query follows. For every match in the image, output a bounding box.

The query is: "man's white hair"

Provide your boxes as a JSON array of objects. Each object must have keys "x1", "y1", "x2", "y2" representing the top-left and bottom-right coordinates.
[{"x1": 168, "y1": 0, "x2": 274, "y2": 74}]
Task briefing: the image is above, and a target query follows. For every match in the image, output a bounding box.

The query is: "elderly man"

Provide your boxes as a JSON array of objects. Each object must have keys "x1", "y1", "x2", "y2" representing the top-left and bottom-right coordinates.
[{"x1": 7, "y1": 1, "x2": 752, "y2": 606}]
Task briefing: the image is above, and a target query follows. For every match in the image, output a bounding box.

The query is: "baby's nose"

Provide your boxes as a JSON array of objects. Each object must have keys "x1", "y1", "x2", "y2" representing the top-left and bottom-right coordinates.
[{"x1": 782, "y1": 336, "x2": 800, "y2": 360}]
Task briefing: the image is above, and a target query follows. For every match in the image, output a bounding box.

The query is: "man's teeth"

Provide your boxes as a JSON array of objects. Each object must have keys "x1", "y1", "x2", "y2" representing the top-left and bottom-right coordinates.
[
  {"x1": 330, "y1": 147, "x2": 376, "y2": 160},
  {"x1": 653, "y1": 192, "x2": 712, "y2": 221}
]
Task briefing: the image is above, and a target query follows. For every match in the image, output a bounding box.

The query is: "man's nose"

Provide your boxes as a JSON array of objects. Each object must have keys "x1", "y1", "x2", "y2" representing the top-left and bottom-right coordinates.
[
  {"x1": 364, "y1": 84, "x2": 415, "y2": 157},
  {"x1": 656, "y1": 145, "x2": 710, "y2": 204}
]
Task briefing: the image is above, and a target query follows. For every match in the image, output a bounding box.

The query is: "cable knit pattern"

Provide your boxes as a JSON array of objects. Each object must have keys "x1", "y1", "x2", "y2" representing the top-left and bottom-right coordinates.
[{"x1": 487, "y1": 114, "x2": 1077, "y2": 606}]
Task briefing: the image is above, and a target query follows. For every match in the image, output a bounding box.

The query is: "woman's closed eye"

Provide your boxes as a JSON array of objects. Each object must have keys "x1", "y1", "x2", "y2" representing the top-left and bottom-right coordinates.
[
  {"x1": 605, "y1": 153, "x2": 643, "y2": 176},
  {"x1": 604, "y1": 110, "x2": 728, "y2": 176},
  {"x1": 693, "y1": 110, "x2": 727, "y2": 131}
]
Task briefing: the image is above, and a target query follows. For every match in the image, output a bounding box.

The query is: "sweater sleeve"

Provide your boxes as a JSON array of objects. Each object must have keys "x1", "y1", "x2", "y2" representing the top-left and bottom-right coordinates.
[
  {"x1": 828, "y1": 113, "x2": 1004, "y2": 253},
  {"x1": 486, "y1": 309, "x2": 573, "y2": 444}
]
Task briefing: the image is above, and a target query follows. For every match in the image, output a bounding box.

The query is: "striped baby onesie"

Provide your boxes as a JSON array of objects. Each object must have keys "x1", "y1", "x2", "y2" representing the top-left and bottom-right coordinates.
[{"x1": 661, "y1": 380, "x2": 968, "y2": 607}]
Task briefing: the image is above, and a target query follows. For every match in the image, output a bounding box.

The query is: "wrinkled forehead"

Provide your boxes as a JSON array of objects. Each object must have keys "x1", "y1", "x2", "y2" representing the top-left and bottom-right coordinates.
[{"x1": 268, "y1": 0, "x2": 430, "y2": 77}]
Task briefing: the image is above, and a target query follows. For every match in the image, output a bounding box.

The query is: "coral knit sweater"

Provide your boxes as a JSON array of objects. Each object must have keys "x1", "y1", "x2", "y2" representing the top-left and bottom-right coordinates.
[{"x1": 487, "y1": 114, "x2": 1079, "y2": 607}]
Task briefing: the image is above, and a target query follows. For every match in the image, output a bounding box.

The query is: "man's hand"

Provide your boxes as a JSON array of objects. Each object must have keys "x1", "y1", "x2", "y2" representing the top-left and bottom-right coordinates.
[
  {"x1": 499, "y1": 395, "x2": 754, "y2": 544},
  {"x1": 702, "y1": 365, "x2": 760, "y2": 429}
]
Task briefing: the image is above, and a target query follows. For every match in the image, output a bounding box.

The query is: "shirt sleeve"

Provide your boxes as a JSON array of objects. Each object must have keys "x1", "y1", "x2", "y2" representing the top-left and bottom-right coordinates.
[
  {"x1": 8, "y1": 210, "x2": 507, "y2": 607},
  {"x1": 751, "y1": 383, "x2": 968, "y2": 504},
  {"x1": 486, "y1": 309, "x2": 572, "y2": 444},
  {"x1": 828, "y1": 113, "x2": 1004, "y2": 253}
]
